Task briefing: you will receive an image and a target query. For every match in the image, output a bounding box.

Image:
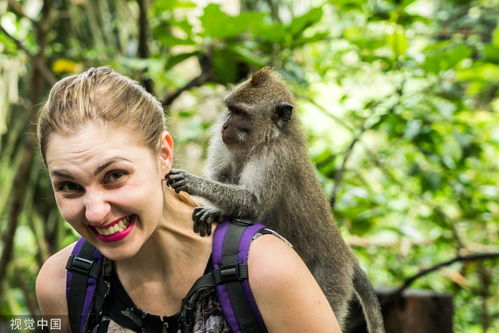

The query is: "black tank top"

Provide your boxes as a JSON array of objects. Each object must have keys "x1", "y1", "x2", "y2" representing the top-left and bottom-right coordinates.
[
  {"x1": 93, "y1": 259, "x2": 216, "y2": 333},
  {"x1": 88, "y1": 229, "x2": 282, "y2": 332}
]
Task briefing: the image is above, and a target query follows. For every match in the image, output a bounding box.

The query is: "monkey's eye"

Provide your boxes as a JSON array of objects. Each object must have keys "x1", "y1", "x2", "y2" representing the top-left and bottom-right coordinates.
[{"x1": 229, "y1": 107, "x2": 245, "y2": 116}]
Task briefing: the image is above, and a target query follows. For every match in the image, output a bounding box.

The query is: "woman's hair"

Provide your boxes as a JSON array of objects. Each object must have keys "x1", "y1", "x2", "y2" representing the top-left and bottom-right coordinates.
[
  {"x1": 38, "y1": 66, "x2": 165, "y2": 159},
  {"x1": 38, "y1": 66, "x2": 197, "y2": 206}
]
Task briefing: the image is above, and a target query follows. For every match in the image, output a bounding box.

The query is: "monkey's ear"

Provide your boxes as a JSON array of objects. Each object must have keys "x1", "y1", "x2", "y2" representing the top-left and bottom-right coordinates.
[{"x1": 274, "y1": 102, "x2": 294, "y2": 128}]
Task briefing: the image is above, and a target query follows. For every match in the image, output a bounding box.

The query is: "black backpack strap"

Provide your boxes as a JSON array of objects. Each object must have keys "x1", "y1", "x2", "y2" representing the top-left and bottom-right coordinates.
[
  {"x1": 213, "y1": 219, "x2": 268, "y2": 333},
  {"x1": 181, "y1": 219, "x2": 268, "y2": 333},
  {"x1": 182, "y1": 260, "x2": 249, "y2": 304},
  {"x1": 66, "y1": 238, "x2": 106, "y2": 333}
]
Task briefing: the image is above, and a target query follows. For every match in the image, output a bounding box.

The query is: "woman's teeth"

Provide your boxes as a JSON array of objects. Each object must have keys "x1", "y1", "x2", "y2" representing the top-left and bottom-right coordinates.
[{"x1": 95, "y1": 216, "x2": 132, "y2": 236}]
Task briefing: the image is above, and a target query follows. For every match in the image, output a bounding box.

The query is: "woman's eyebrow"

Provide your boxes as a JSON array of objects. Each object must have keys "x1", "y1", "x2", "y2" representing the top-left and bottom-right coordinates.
[
  {"x1": 51, "y1": 170, "x2": 74, "y2": 179},
  {"x1": 94, "y1": 157, "x2": 131, "y2": 175}
]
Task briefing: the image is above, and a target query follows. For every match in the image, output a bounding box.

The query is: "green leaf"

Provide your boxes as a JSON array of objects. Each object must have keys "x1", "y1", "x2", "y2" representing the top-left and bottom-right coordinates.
[
  {"x1": 165, "y1": 51, "x2": 200, "y2": 70},
  {"x1": 329, "y1": 0, "x2": 365, "y2": 11},
  {"x1": 290, "y1": 31, "x2": 329, "y2": 48},
  {"x1": 492, "y1": 24, "x2": 499, "y2": 46},
  {"x1": 456, "y1": 63, "x2": 499, "y2": 82},
  {"x1": 151, "y1": 0, "x2": 196, "y2": 12},
  {"x1": 388, "y1": 27, "x2": 407, "y2": 56},
  {"x1": 446, "y1": 44, "x2": 472, "y2": 68},
  {"x1": 212, "y1": 51, "x2": 238, "y2": 83},
  {"x1": 351, "y1": 217, "x2": 374, "y2": 235},
  {"x1": 175, "y1": 19, "x2": 196, "y2": 37},
  {"x1": 227, "y1": 45, "x2": 266, "y2": 66},
  {"x1": 254, "y1": 21, "x2": 287, "y2": 43},
  {"x1": 420, "y1": 171, "x2": 441, "y2": 192},
  {"x1": 483, "y1": 45, "x2": 499, "y2": 64},
  {"x1": 289, "y1": 7, "x2": 323, "y2": 37},
  {"x1": 157, "y1": 35, "x2": 196, "y2": 47},
  {"x1": 200, "y1": 5, "x2": 235, "y2": 39},
  {"x1": 200, "y1": 5, "x2": 264, "y2": 39},
  {"x1": 423, "y1": 44, "x2": 472, "y2": 73}
]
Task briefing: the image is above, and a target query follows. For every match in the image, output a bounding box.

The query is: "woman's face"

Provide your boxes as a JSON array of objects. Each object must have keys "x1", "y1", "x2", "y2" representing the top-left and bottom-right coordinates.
[{"x1": 45, "y1": 122, "x2": 173, "y2": 260}]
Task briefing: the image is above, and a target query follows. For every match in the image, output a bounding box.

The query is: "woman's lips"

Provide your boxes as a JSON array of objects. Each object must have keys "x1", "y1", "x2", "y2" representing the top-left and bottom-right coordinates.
[
  {"x1": 93, "y1": 215, "x2": 135, "y2": 243},
  {"x1": 94, "y1": 215, "x2": 130, "y2": 229}
]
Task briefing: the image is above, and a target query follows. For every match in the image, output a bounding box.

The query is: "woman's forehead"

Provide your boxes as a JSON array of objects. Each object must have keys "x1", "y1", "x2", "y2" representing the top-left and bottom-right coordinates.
[{"x1": 45, "y1": 123, "x2": 151, "y2": 168}]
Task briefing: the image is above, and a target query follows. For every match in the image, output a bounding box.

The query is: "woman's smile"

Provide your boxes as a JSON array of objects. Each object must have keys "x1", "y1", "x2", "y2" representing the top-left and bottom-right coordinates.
[{"x1": 92, "y1": 215, "x2": 136, "y2": 242}]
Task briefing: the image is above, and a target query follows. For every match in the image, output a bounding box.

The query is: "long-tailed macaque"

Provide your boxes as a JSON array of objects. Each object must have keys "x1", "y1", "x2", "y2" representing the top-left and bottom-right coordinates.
[{"x1": 167, "y1": 67, "x2": 384, "y2": 333}]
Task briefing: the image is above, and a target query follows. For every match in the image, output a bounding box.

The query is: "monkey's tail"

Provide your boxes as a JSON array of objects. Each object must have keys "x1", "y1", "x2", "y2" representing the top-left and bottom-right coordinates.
[{"x1": 352, "y1": 263, "x2": 385, "y2": 333}]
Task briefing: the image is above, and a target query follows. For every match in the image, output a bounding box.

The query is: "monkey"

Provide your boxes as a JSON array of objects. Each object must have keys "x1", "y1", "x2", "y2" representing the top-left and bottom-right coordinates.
[{"x1": 167, "y1": 67, "x2": 385, "y2": 333}]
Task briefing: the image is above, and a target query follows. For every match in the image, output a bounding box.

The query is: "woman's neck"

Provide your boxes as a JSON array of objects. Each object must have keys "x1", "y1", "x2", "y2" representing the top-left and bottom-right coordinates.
[{"x1": 116, "y1": 187, "x2": 212, "y2": 283}]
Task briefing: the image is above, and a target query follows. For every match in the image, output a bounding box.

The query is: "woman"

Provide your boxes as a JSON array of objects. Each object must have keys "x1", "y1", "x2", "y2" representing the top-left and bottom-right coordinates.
[{"x1": 35, "y1": 67, "x2": 340, "y2": 332}]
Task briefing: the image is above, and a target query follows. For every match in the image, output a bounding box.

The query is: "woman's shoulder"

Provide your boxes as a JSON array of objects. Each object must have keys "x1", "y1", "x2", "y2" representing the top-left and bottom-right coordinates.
[
  {"x1": 247, "y1": 233, "x2": 341, "y2": 332},
  {"x1": 247, "y1": 233, "x2": 306, "y2": 290},
  {"x1": 36, "y1": 241, "x2": 76, "y2": 317}
]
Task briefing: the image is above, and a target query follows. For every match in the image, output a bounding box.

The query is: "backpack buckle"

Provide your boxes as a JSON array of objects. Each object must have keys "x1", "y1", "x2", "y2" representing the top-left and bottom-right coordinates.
[
  {"x1": 66, "y1": 255, "x2": 98, "y2": 278},
  {"x1": 218, "y1": 263, "x2": 248, "y2": 283}
]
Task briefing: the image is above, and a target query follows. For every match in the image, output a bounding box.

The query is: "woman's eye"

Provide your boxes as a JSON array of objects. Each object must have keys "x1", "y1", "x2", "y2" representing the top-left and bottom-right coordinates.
[
  {"x1": 57, "y1": 182, "x2": 83, "y2": 192},
  {"x1": 104, "y1": 170, "x2": 128, "y2": 184}
]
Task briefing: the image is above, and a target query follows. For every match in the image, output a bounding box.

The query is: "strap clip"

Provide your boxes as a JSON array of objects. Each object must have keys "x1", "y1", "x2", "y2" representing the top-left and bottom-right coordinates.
[
  {"x1": 217, "y1": 263, "x2": 248, "y2": 284},
  {"x1": 66, "y1": 255, "x2": 100, "y2": 279}
]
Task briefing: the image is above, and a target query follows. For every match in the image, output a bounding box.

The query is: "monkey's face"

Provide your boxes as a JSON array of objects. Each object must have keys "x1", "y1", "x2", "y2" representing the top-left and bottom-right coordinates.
[
  {"x1": 221, "y1": 100, "x2": 295, "y2": 151},
  {"x1": 221, "y1": 67, "x2": 296, "y2": 150},
  {"x1": 221, "y1": 104, "x2": 254, "y2": 147}
]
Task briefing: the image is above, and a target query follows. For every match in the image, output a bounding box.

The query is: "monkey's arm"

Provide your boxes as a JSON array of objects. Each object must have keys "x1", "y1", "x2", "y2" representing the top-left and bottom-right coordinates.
[
  {"x1": 167, "y1": 169, "x2": 264, "y2": 219},
  {"x1": 170, "y1": 149, "x2": 286, "y2": 219}
]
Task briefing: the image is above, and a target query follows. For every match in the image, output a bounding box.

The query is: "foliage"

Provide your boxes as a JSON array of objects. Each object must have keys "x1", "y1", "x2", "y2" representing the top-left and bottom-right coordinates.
[{"x1": 0, "y1": 0, "x2": 497, "y2": 331}]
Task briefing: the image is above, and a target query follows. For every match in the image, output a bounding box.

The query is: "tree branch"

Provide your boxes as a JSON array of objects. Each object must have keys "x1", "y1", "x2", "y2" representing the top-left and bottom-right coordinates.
[
  {"x1": 137, "y1": 0, "x2": 153, "y2": 93},
  {"x1": 0, "y1": 133, "x2": 38, "y2": 297},
  {"x1": 162, "y1": 72, "x2": 209, "y2": 108},
  {"x1": 296, "y1": 94, "x2": 353, "y2": 131},
  {"x1": 330, "y1": 101, "x2": 380, "y2": 209},
  {"x1": 0, "y1": 24, "x2": 56, "y2": 85},
  {"x1": 330, "y1": 127, "x2": 365, "y2": 209},
  {"x1": 7, "y1": 0, "x2": 40, "y2": 28},
  {"x1": 393, "y1": 252, "x2": 499, "y2": 297}
]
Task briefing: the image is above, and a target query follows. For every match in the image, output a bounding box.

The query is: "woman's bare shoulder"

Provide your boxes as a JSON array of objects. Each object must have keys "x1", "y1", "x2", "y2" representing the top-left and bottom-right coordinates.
[
  {"x1": 36, "y1": 242, "x2": 76, "y2": 316},
  {"x1": 248, "y1": 234, "x2": 341, "y2": 332}
]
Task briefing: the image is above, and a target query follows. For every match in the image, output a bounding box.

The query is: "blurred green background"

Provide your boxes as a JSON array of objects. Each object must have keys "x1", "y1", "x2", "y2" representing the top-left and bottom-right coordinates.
[{"x1": 0, "y1": 0, "x2": 498, "y2": 331}]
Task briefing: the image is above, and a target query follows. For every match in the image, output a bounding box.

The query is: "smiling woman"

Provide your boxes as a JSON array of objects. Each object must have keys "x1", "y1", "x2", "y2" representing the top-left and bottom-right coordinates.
[
  {"x1": 34, "y1": 67, "x2": 340, "y2": 333},
  {"x1": 43, "y1": 121, "x2": 173, "y2": 261}
]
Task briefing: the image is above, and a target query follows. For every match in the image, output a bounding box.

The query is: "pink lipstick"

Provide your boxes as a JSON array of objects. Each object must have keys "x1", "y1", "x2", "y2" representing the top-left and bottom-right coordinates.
[{"x1": 93, "y1": 215, "x2": 135, "y2": 243}]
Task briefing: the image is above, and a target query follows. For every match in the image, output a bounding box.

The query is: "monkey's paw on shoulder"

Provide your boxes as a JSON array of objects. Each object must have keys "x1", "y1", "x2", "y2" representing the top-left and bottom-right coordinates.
[
  {"x1": 193, "y1": 207, "x2": 226, "y2": 237},
  {"x1": 167, "y1": 169, "x2": 197, "y2": 194}
]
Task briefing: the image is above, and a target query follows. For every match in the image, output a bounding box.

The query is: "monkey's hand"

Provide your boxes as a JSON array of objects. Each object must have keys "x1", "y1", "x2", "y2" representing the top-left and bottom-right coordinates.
[
  {"x1": 193, "y1": 207, "x2": 226, "y2": 237},
  {"x1": 167, "y1": 169, "x2": 201, "y2": 195}
]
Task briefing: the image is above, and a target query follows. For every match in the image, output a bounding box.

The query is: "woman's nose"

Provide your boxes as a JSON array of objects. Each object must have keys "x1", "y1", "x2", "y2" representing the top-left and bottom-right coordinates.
[{"x1": 83, "y1": 190, "x2": 111, "y2": 224}]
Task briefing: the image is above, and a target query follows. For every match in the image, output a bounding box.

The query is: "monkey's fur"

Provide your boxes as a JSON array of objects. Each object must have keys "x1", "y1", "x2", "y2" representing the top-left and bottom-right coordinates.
[{"x1": 168, "y1": 67, "x2": 384, "y2": 332}]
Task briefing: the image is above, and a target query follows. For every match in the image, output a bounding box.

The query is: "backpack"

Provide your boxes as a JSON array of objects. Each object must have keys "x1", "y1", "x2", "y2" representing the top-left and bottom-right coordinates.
[{"x1": 65, "y1": 219, "x2": 269, "y2": 333}]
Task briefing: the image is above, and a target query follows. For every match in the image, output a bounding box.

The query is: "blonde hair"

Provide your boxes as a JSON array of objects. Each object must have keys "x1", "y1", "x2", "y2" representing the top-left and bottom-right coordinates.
[
  {"x1": 38, "y1": 66, "x2": 164, "y2": 158},
  {"x1": 38, "y1": 66, "x2": 197, "y2": 207}
]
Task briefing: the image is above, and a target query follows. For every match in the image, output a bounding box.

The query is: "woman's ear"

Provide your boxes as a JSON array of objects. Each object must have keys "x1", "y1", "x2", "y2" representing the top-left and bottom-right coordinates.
[{"x1": 159, "y1": 131, "x2": 174, "y2": 176}]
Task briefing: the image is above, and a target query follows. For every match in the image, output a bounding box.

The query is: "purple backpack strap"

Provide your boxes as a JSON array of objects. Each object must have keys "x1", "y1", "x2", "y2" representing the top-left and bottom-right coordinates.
[
  {"x1": 212, "y1": 219, "x2": 268, "y2": 333},
  {"x1": 65, "y1": 238, "x2": 103, "y2": 333}
]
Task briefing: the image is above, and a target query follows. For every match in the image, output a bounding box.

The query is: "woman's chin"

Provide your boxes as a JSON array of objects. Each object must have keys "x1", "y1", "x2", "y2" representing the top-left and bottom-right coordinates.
[{"x1": 94, "y1": 232, "x2": 145, "y2": 262}]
